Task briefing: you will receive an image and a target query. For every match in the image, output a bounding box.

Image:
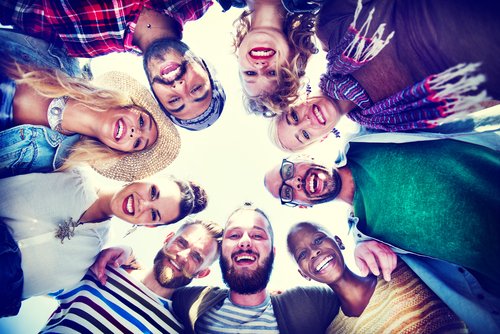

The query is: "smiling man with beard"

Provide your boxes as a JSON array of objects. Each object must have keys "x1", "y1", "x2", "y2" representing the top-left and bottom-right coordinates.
[
  {"x1": 172, "y1": 203, "x2": 340, "y2": 334},
  {"x1": 265, "y1": 139, "x2": 500, "y2": 332},
  {"x1": 39, "y1": 220, "x2": 222, "y2": 334}
]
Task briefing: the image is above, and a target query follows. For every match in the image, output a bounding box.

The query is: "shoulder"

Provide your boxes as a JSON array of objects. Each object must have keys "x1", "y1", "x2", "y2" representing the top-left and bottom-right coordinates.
[
  {"x1": 276, "y1": 285, "x2": 336, "y2": 301},
  {"x1": 172, "y1": 286, "x2": 227, "y2": 308},
  {"x1": 271, "y1": 286, "x2": 339, "y2": 333}
]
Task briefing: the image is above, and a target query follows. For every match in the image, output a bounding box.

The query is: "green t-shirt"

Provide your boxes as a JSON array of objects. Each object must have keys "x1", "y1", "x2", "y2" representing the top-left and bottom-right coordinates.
[{"x1": 348, "y1": 140, "x2": 500, "y2": 296}]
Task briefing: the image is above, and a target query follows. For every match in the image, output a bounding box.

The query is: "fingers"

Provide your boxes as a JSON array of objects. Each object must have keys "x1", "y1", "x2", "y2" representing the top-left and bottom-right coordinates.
[
  {"x1": 355, "y1": 241, "x2": 397, "y2": 281},
  {"x1": 90, "y1": 247, "x2": 126, "y2": 285},
  {"x1": 354, "y1": 256, "x2": 369, "y2": 277}
]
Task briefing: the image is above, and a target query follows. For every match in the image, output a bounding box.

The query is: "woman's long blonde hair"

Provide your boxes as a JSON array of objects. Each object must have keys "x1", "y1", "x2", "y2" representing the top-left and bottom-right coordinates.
[
  {"x1": 1, "y1": 59, "x2": 147, "y2": 171},
  {"x1": 233, "y1": 10, "x2": 318, "y2": 116}
]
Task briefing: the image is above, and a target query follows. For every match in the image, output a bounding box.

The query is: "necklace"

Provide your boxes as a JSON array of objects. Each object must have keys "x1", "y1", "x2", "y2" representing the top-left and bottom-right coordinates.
[{"x1": 55, "y1": 217, "x2": 82, "y2": 244}]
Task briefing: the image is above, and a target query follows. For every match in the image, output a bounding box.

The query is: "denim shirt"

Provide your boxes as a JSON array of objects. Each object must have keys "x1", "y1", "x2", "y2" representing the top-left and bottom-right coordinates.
[
  {"x1": 0, "y1": 28, "x2": 81, "y2": 77},
  {"x1": 0, "y1": 125, "x2": 80, "y2": 178},
  {"x1": 348, "y1": 216, "x2": 500, "y2": 334}
]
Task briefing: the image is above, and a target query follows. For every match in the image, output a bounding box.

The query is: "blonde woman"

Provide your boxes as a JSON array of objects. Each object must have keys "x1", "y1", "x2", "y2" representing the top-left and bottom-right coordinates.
[
  {"x1": 0, "y1": 64, "x2": 180, "y2": 181},
  {"x1": 233, "y1": 0, "x2": 317, "y2": 117}
]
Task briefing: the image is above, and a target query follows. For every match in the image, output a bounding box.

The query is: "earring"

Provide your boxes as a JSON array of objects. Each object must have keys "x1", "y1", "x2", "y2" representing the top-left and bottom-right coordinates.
[
  {"x1": 334, "y1": 235, "x2": 345, "y2": 250},
  {"x1": 332, "y1": 128, "x2": 341, "y2": 138},
  {"x1": 123, "y1": 225, "x2": 138, "y2": 238}
]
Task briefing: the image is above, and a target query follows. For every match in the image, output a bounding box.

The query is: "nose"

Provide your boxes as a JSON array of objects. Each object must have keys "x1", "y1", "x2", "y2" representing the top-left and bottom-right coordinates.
[
  {"x1": 286, "y1": 175, "x2": 302, "y2": 190},
  {"x1": 253, "y1": 60, "x2": 268, "y2": 69},
  {"x1": 238, "y1": 232, "x2": 252, "y2": 249},
  {"x1": 311, "y1": 248, "x2": 321, "y2": 259},
  {"x1": 129, "y1": 125, "x2": 142, "y2": 138},
  {"x1": 172, "y1": 79, "x2": 186, "y2": 92},
  {"x1": 177, "y1": 248, "x2": 190, "y2": 263},
  {"x1": 138, "y1": 197, "x2": 152, "y2": 213}
]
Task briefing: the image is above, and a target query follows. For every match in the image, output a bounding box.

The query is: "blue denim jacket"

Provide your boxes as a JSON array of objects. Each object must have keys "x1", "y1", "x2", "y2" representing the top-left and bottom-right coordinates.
[
  {"x1": 0, "y1": 28, "x2": 81, "y2": 77},
  {"x1": 0, "y1": 125, "x2": 80, "y2": 178},
  {"x1": 348, "y1": 216, "x2": 500, "y2": 333}
]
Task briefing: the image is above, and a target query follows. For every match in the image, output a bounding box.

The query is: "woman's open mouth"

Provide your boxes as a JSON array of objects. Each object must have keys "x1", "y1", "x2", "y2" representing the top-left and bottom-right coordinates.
[
  {"x1": 122, "y1": 195, "x2": 134, "y2": 215},
  {"x1": 249, "y1": 47, "x2": 276, "y2": 59},
  {"x1": 312, "y1": 104, "x2": 326, "y2": 125},
  {"x1": 114, "y1": 119, "x2": 125, "y2": 141}
]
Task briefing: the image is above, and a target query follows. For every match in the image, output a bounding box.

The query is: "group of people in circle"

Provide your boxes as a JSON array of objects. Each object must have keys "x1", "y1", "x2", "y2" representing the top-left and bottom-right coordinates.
[{"x1": 0, "y1": 0, "x2": 499, "y2": 333}]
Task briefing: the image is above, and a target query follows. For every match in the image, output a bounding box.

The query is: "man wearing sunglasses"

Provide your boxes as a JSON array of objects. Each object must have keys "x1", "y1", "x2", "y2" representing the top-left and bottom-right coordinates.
[{"x1": 264, "y1": 139, "x2": 500, "y2": 333}]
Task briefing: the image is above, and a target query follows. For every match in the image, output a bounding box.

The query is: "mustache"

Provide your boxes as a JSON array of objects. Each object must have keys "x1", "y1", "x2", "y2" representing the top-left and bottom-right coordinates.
[
  {"x1": 151, "y1": 60, "x2": 188, "y2": 86},
  {"x1": 232, "y1": 249, "x2": 258, "y2": 258}
]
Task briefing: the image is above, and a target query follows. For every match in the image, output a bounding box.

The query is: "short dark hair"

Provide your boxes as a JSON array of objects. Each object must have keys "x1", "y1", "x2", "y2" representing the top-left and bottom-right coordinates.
[
  {"x1": 286, "y1": 221, "x2": 324, "y2": 256},
  {"x1": 227, "y1": 202, "x2": 274, "y2": 243}
]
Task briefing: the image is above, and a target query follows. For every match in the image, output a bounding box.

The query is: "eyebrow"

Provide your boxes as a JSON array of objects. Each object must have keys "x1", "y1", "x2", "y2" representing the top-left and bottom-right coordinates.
[
  {"x1": 169, "y1": 104, "x2": 185, "y2": 113},
  {"x1": 194, "y1": 90, "x2": 210, "y2": 103},
  {"x1": 294, "y1": 133, "x2": 304, "y2": 144}
]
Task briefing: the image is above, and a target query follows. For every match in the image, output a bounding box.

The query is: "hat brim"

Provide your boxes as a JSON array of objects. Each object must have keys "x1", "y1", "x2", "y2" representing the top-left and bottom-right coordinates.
[{"x1": 91, "y1": 71, "x2": 181, "y2": 181}]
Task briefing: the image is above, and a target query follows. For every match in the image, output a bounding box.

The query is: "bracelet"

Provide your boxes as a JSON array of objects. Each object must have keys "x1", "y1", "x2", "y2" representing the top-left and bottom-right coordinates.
[{"x1": 47, "y1": 96, "x2": 69, "y2": 133}]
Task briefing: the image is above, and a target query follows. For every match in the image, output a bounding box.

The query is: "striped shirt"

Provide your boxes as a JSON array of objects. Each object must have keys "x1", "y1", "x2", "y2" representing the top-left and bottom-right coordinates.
[
  {"x1": 41, "y1": 267, "x2": 183, "y2": 334},
  {"x1": 0, "y1": 0, "x2": 213, "y2": 57},
  {"x1": 195, "y1": 295, "x2": 279, "y2": 334}
]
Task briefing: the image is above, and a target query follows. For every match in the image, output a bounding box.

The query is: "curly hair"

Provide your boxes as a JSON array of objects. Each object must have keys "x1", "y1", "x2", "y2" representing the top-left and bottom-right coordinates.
[
  {"x1": 233, "y1": 10, "x2": 318, "y2": 116},
  {"x1": 1, "y1": 59, "x2": 152, "y2": 171}
]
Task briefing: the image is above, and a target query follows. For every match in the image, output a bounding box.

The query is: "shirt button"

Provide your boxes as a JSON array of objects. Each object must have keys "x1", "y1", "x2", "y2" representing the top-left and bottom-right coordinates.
[{"x1": 357, "y1": 234, "x2": 362, "y2": 238}]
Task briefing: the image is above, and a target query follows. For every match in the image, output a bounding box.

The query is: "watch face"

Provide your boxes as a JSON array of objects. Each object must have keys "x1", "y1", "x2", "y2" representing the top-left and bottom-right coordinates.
[{"x1": 50, "y1": 106, "x2": 63, "y2": 116}]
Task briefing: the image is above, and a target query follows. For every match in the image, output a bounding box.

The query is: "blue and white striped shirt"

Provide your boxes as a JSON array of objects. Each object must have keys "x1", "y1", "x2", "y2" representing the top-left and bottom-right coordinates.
[
  {"x1": 41, "y1": 267, "x2": 183, "y2": 334},
  {"x1": 196, "y1": 294, "x2": 279, "y2": 334}
]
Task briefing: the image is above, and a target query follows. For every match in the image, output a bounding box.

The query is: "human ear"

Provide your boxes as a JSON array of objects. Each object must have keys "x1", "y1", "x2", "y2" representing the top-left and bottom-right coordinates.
[
  {"x1": 195, "y1": 268, "x2": 211, "y2": 278},
  {"x1": 298, "y1": 269, "x2": 311, "y2": 281},
  {"x1": 334, "y1": 235, "x2": 345, "y2": 250},
  {"x1": 164, "y1": 231, "x2": 175, "y2": 244}
]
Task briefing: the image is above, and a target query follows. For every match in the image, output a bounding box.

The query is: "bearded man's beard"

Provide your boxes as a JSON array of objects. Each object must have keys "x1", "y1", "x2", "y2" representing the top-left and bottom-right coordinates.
[
  {"x1": 220, "y1": 250, "x2": 274, "y2": 294},
  {"x1": 153, "y1": 249, "x2": 193, "y2": 289}
]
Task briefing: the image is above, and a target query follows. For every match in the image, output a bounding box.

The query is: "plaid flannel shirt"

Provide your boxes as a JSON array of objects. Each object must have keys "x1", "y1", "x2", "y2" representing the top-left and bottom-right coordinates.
[{"x1": 0, "y1": 0, "x2": 213, "y2": 57}]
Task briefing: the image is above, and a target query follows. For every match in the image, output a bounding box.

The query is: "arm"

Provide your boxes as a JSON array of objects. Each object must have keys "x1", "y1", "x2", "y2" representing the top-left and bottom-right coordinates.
[
  {"x1": 354, "y1": 240, "x2": 397, "y2": 281},
  {"x1": 90, "y1": 245, "x2": 137, "y2": 285}
]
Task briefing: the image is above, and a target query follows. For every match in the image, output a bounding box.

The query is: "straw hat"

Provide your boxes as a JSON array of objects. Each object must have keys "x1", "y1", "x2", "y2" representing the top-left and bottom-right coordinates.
[{"x1": 91, "y1": 71, "x2": 180, "y2": 181}]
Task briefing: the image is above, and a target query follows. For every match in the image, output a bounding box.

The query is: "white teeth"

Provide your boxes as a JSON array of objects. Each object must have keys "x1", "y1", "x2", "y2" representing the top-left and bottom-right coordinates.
[
  {"x1": 170, "y1": 259, "x2": 181, "y2": 270},
  {"x1": 313, "y1": 105, "x2": 325, "y2": 124},
  {"x1": 250, "y1": 50, "x2": 274, "y2": 57},
  {"x1": 162, "y1": 67, "x2": 181, "y2": 82},
  {"x1": 235, "y1": 255, "x2": 256, "y2": 262},
  {"x1": 308, "y1": 174, "x2": 316, "y2": 193},
  {"x1": 116, "y1": 120, "x2": 124, "y2": 140},
  {"x1": 316, "y1": 255, "x2": 333, "y2": 272},
  {"x1": 126, "y1": 196, "x2": 134, "y2": 214}
]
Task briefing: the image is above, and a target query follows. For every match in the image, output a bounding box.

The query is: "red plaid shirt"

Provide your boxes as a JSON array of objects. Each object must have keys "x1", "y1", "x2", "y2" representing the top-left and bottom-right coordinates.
[{"x1": 0, "y1": 0, "x2": 213, "y2": 57}]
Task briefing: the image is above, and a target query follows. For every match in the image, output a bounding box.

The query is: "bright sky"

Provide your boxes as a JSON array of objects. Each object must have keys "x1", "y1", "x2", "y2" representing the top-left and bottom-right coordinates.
[{"x1": 0, "y1": 7, "x2": 362, "y2": 332}]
